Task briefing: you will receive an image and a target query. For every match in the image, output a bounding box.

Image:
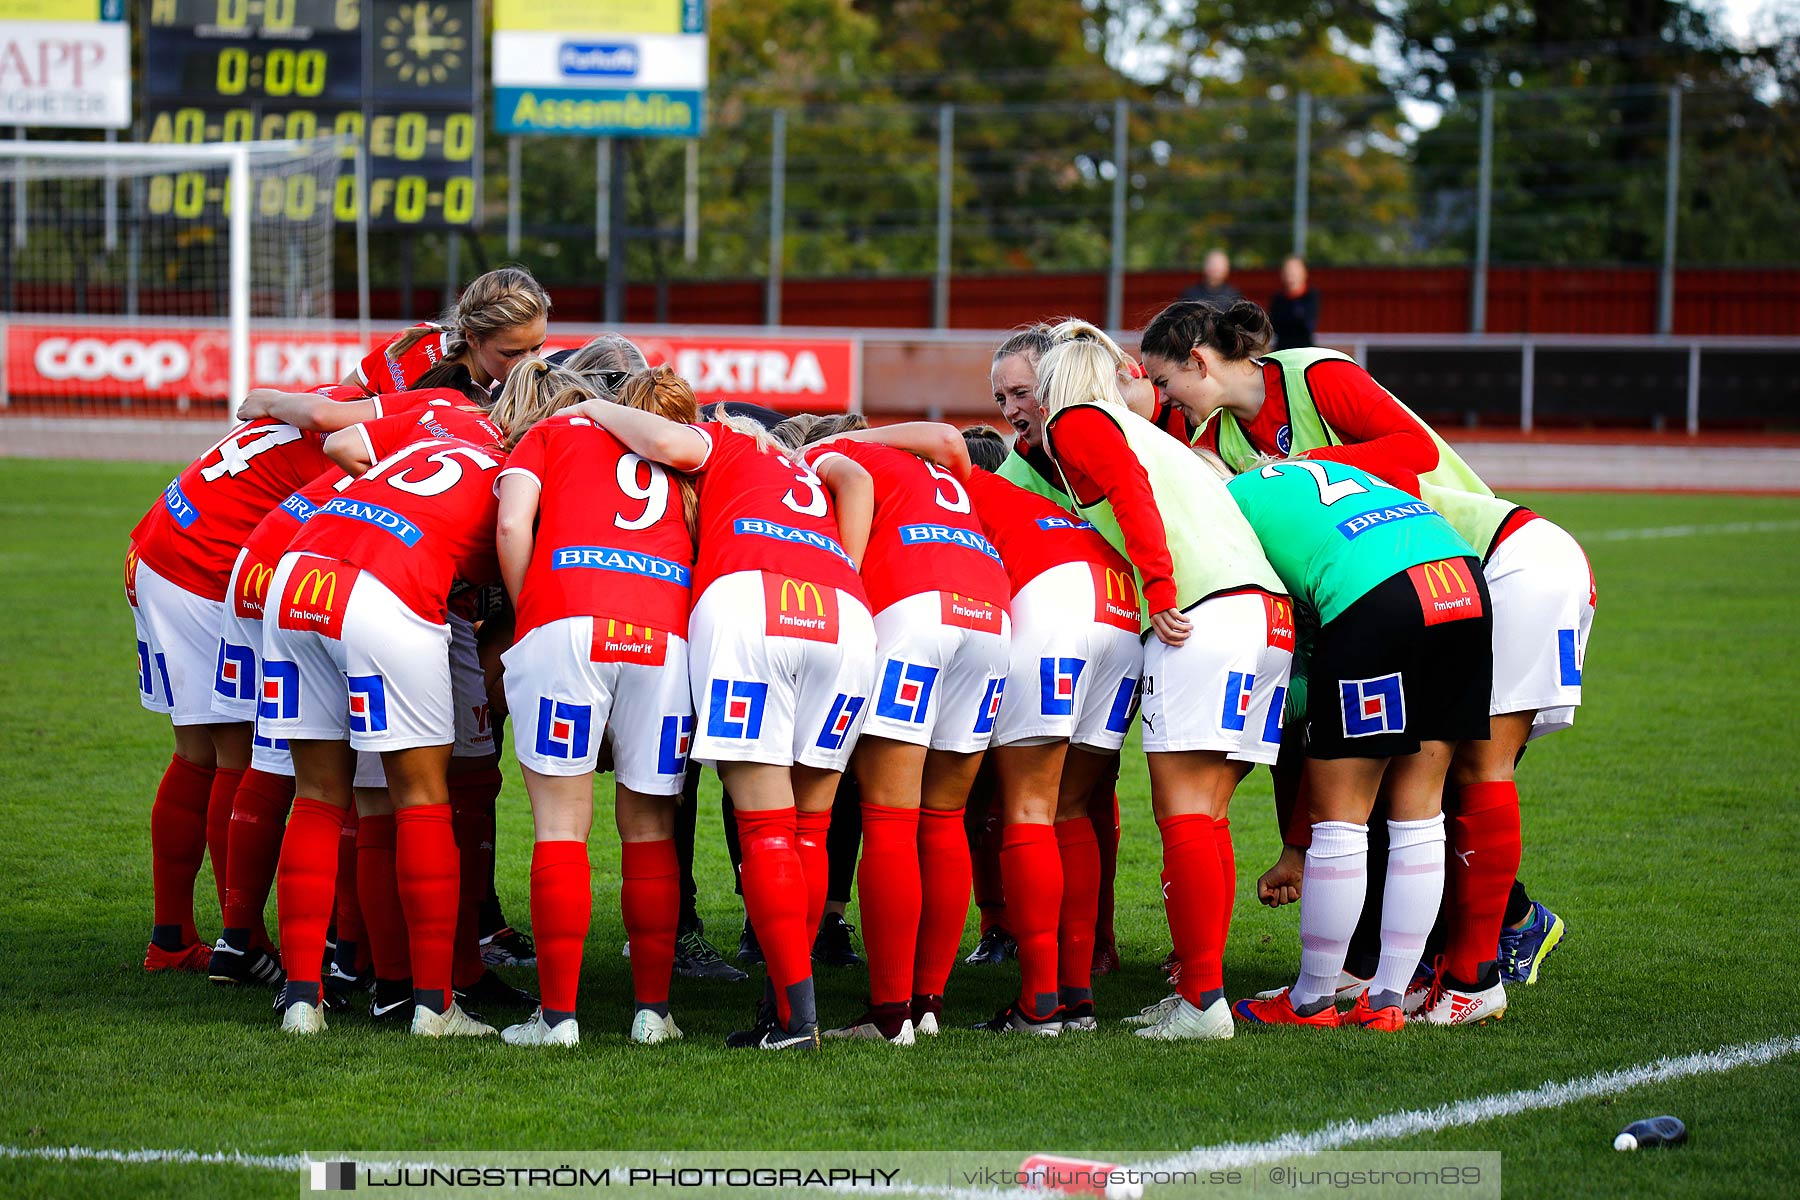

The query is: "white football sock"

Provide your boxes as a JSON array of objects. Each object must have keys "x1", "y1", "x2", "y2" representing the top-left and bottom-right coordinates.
[
  {"x1": 1293, "y1": 821, "x2": 1368, "y2": 1008},
  {"x1": 1372, "y1": 814, "x2": 1448, "y2": 1000}
]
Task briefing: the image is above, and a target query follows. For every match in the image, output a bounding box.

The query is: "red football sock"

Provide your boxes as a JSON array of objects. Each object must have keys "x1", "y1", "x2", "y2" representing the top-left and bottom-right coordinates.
[
  {"x1": 222, "y1": 768, "x2": 293, "y2": 935},
  {"x1": 620, "y1": 839, "x2": 678, "y2": 1010},
  {"x1": 972, "y1": 801, "x2": 1006, "y2": 933},
  {"x1": 1092, "y1": 791, "x2": 1120, "y2": 944},
  {"x1": 1212, "y1": 816, "x2": 1237, "y2": 966},
  {"x1": 1446, "y1": 782, "x2": 1523, "y2": 983},
  {"x1": 355, "y1": 813, "x2": 410, "y2": 981},
  {"x1": 794, "y1": 809, "x2": 832, "y2": 939},
  {"x1": 448, "y1": 769, "x2": 500, "y2": 989},
  {"x1": 1000, "y1": 822, "x2": 1061, "y2": 1019},
  {"x1": 274, "y1": 798, "x2": 347, "y2": 987},
  {"x1": 531, "y1": 839, "x2": 592, "y2": 1018},
  {"x1": 395, "y1": 804, "x2": 460, "y2": 1012},
  {"x1": 857, "y1": 802, "x2": 921, "y2": 1007},
  {"x1": 1159, "y1": 812, "x2": 1227, "y2": 1004},
  {"x1": 1055, "y1": 818, "x2": 1101, "y2": 999},
  {"x1": 737, "y1": 807, "x2": 811, "y2": 1028},
  {"x1": 333, "y1": 807, "x2": 364, "y2": 952},
  {"x1": 913, "y1": 807, "x2": 972, "y2": 1000},
  {"x1": 204, "y1": 766, "x2": 243, "y2": 923},
  {"x1": 150, "y1": 754, "x2": 214, "y2": 945}
]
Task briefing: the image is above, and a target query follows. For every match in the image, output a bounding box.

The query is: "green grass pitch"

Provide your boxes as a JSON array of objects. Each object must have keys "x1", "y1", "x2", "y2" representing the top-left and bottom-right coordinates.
[{"x1": 1, "y1": 459, "x2": 1796, "y2": 1198}]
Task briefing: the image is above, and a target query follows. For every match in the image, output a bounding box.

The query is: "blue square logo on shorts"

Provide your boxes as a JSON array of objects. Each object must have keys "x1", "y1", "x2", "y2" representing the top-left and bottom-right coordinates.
[
  {"x1": 816, "y1": 693, "x2": 866, "y2": 751},
  {"x1": 658, "y1": 714, "x2": 694, "y2": 774},
  {"x1": 875, "y1": 660, "x2": 939, "y2": 724},
  {"x1": 1341, "y1": 673, "x2": 1405, "y2": 738},
  {"x1": 973, "y1": 677, "x2": 1006, "y2": 735},
  {"x1": 706, "y1": 680, "x2": 769, "y2": 740},
  {"x1": 347, "y1": 674, "x2": 388, "y2": 735},
  {"x1": 1221, "y1": 670, "x2": 1256, "y2": 732},
  {"x1": 1038, "y1": 657, "x2": 1085, "y2": 717},
  {"x1": 535, "y1": 697, "x2": 592, "y2": 759},
  {"x1": 259, "y1": 660, "x2": 298, "y2": 720}
]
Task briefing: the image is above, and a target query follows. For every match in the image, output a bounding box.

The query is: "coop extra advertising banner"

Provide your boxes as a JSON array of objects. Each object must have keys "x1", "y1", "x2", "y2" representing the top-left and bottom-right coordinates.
[
  {"x1": 492, "y1": 0, "x2": 706, "y2": 137},
  {"x1": 0, "y1": 0, "x2": 129, "y2": 128},
  {"x1": 2, "y1": 322, "x2": 859, "y2": 414}
]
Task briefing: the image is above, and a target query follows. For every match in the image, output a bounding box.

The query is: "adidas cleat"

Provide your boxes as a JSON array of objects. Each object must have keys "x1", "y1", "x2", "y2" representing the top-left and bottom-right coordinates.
[
  {"x1": 1412, "y1": 968, "x2": 1508, "y2": 1027},
  {"x1": 1499, "y1": 900, "x2": 1565, "y2": 985},
  {"x1": 208, "y1": 938, "x2": 287, "y2": 988},
  {"x1": 1343, "y1": 993, "x2": 1405, "y2": 1031},
  {"x1": 964, "y1": 927, "x2": 1017, "y2": 966},
  {"x1": 477, "y1": 926, "x2": 536, "y2": 969},
  {"x1": 1402, "y1": 962, "x2": 1437, "y2": 1016},
  {"x1": 1137, "y1": 996, "x2": 1234, "y2": 1041},
  {"x1": 1231, "y1": 988, "x2": 1338, "y2": 1029},
  {"x1": 502, "y1": 1008, "x2": 579, "y2": 1047},
  {"x1": 411, "y1": 1002, "x2": 496, "y2": 1038},
  {"x1": 629, "y1": 1009, "x2": 684, "y2": 1045},
  {"x1": 1121, "y1": 994, "x2": 1181, "y2": 1027},
  {"x1": 279, "y1": 1000, "x2": 327, "y2": 1035},
  {"x1": 911, "y1": 994, "x2": 942, "y2": 1036},
  {"x1": 145, "y1": 939, "x2": 214, "y2": 974},
  {"x1": 673, "y1": 924, "x2": 748, "y2": 982},
  {"x1": 973, "y1": 1003, "x2": 1062, "y2": 1036}
]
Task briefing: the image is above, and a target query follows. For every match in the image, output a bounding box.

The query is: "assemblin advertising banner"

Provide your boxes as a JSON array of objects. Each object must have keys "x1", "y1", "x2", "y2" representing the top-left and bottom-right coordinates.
[
  {"x1": 1, "y1": 322, "x2": 859, "y2": 413},
  {"x1": 492, "y1": 0, "x2": 706, "y2": 137}
]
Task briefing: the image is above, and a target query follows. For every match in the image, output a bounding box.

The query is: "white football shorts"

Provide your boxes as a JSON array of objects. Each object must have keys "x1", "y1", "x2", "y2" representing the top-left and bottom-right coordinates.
[{"x1": 1139, "y1": 589, "x2": 1294, "y2": 764}]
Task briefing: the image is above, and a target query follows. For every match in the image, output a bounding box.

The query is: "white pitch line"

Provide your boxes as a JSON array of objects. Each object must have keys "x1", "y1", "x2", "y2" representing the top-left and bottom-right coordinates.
[
  {"x1": 3, "y1": 1035, "x2": 1795, "y2": 1191},
  {"x1": 1589, "y1": 518, "x2": 1800, "y2": 541}
]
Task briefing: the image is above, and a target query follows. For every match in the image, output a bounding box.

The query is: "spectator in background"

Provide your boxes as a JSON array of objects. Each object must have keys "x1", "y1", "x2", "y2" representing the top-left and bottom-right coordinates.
[
  {"x1": 1268, "y1": 255, "x2": 1319, "y2": 349},
  {"x1": 1181, "y1": 248, "x2": 1240, "y2": 307}
]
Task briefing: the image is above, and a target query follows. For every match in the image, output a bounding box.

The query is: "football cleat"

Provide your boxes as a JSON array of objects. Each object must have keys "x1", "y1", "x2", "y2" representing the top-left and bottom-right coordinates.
[
  {"x1": 726, "y1": 1006, "x2": 819, "y2": 1051},
  {"x1": 736, "y1": 920, "x2": 764, "y2": 965},
  {"x1": 1402, "y1": 962, "x2": 1437, "y2": 1015},
  {"x1": 724, "y1": 1000, "x2": 778, "y2": 1049},
  {"x1": 1091, "y1": 938, "x2": 1122, "y2": 977},
  {"x1": 478, "y1": 926, "x2": 537, "y2": 969},
  {"x1": 1343, "y1": 993, "x2": 1406, "y2": 1031},
  {"x1": 629, "y1": 1009, "x2": 684, "y2": 1045},
  {"x1": 368, "y1": 977, "x2": 415, "y2": 1023},
  {"x1": 411, "y1": 1002, "x2": 496, "y2": 1038},
  {"x1": 456, "y1": 969, "x2": 538, "y2": 1016},
  {"x1": 1412, "y1": 967, "x2": 1508, "y2": 1026},
  {"x1": 1057, "y1": 1000, "x2": 1098, "y2": 1032},
  {"x1": 672, "y1": 923, "x2": 747, "y2": 981},
  {"x1": 964, "y1": 927, "x2": 1017, "y2": 966},
  {"x1": 823, "y1": 1004, "x2": 915, "y2": 1045},
  {"x1": 326, "y1": 960, "x2": 365, "y2": 992},
  {"x1": 910, "y1": 993, "x2": 942, "y2": 1036},
  {"x1": 973, "y1": 1003, "x2": 1062, "y2": 1036},
  {"x1": 278, "y1": 1000, "x2": 327, "y2": 1035},
  {"x1": 1231, "y1": 988, "x2": 1338, "y2": 1029},
  {"x1": 1499, "y1": 900, "x2": 1566, "y2": 985},
  {"x1": 1121, "y1": 994, "x2": 1181, "y2": 1027},
  {"x1": 502, "y1": 1008, "x2": 579, "y2": 1047},
  {"x1": 1137, "y1": 996, "x2": 1234, "y2": 1041},
  {"x1": 1255, "y1": 970, "x2": 1369, "y2": 1002},
  {"x1": 208, "y1": 938, "x2": 287, "y2": 988},
  {"x1": 812, "y1": 913, "x2": 864, "y2": 968},
  {"x1": 144, "y1": 939, "x2": 214, "y2": 974}
]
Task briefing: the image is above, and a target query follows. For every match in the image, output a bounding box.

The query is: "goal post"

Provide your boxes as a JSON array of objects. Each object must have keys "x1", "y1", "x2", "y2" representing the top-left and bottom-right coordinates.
[{"x1": 0, "y1": 139, "x2": 341, "y2": 435}]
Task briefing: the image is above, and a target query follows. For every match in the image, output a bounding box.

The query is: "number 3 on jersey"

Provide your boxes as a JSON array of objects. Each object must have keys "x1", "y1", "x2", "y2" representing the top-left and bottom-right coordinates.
[{"x1": 782, "y1": 457, "x2": 829, "y2": 516}]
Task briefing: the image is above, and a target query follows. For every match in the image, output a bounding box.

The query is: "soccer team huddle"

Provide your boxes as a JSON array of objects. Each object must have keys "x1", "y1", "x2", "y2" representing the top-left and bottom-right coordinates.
[{"x1": 124, "y1": 265, "x2": 1591, "y2": 1049}]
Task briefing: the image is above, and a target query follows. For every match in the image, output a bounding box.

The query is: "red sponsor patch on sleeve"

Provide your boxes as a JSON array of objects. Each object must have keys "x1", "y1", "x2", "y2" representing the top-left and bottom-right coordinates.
[
  {"x1": 1407, "y1": 558, "x2": 1485, "y2": 625},
  {"x1": 1264, "y1": 592, "x2": 1297, "y2": 651},
  {"x1": 276, "y1": 554, "x2": 360, "y2": 639},
  {"x1": 589, "y1": 618, "x2": 670, "y2": 666},
  {"x1": 763, "y1": 573, "x2": 841, "y2": 642},
  {"x1": 235, "y1": 552, "x2": 279, "y2": 620},
  {"x1": 940, "y1": 591, "x2": 1005, "y2": 634},
  {"x1": 1091, "y1": 562, "x2": 1142, "y2": 632}
]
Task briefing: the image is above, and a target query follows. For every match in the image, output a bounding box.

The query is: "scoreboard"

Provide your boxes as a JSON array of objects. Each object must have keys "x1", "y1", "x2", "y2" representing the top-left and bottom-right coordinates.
[{"x1": 140, "y1": 0, "x2": 482, "y2": 228}]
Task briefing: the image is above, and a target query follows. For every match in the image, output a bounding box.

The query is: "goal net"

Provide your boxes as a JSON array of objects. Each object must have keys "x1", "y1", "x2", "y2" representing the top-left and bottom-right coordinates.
[{"x1": 0, "y1": 139, "x2": 341, "y2": 459}]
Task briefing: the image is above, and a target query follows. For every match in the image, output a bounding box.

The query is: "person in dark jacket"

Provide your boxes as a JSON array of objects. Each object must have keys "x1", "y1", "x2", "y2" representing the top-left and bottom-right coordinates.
[{"x1": 1268, "y1": 255, "x2": 1320, "y2": 349}]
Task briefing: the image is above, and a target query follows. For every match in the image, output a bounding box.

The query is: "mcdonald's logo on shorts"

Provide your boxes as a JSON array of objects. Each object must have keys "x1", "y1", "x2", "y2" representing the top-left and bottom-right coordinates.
[
  {"x1": 277, "y1": 555, "x2": 360, "y2": 639},
  {"x1": 235, "y1": 556, "x2": 277, "y2": 620},
  {"x1": 1091, "y1": 563, "x2": 1142, "y2": 632},
  {"x1": 1263, "y1": 593, "x2": 1296, "y2": 652},
  {"x1": 762, "y1": 572, "x2": 840, "y2": 642},
  {"x1": 590, "y1": 618, "x2": 669, "y2": 666},
  {"x1": 1406, "y1": 557, "x2": 1484, "y2": 626},
  {"x1": 940, "y1": 591, "x2": 1004, "y2": 634}
]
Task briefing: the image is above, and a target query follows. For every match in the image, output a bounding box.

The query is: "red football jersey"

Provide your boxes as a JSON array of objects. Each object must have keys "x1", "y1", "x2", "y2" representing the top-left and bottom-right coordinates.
[
  {"x1": 131, "y1": 419, "x2": 334, "y2": 601},
  {"x1": 688, "y1": 422, "x2": 867, "y2": 606},
  {"x1": 354, "y1": 323, "x2": 452, "y2": 393},
  {"x1": 804, "y1": 440, "x2": 1011, "y2": 615},
  {"x1": 285, "y1": 434, "x2": 506, "y2": 624},
  {"x1": 502, "y1": 412, "x2": 696, "y2": 643},
  {"x1": 963, "y1": 469, "x2": 1133, "y2": 591},
  {"x1": 354, "y1": 399, "x2": 503, "y2": 465}
]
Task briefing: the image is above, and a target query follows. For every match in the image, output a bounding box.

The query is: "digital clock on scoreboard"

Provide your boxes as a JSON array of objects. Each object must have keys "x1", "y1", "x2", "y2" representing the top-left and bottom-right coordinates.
[{"x1": 141, "y1": 0, "x2": 483, "y2": 229}]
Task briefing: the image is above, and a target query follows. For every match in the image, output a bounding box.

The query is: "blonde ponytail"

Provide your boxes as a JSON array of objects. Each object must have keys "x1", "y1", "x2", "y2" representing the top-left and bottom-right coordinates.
[
  {"x1": 488, "y1": 356, "x2": 588, "y2": 449},
  {"x1": 1036, "y1": 318, "x2": 1132, "y2": 419}
]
